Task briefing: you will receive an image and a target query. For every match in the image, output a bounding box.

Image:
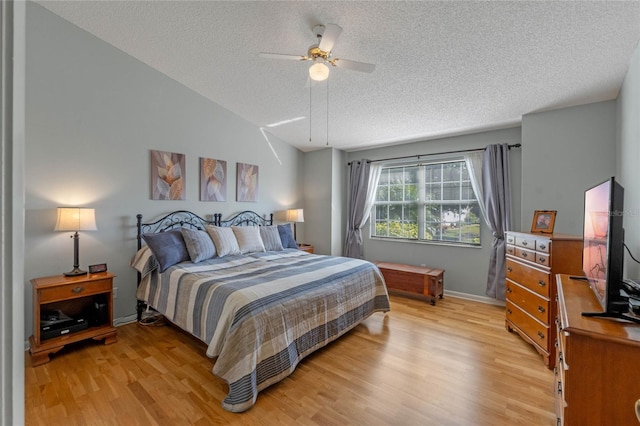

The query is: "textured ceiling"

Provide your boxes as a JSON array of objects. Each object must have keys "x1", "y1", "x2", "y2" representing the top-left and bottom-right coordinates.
[{"x1": 36, "y1": 1, "x2": 640, "y2": 152}]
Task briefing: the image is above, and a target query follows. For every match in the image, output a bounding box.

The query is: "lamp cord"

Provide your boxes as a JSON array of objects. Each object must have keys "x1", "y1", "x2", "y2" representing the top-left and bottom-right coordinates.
[{"x1": 625, "y1": 243, "x2": 640, "y2": 264}]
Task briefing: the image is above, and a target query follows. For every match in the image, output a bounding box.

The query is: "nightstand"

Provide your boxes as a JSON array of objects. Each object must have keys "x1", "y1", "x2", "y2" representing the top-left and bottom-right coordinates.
[
  {"x1": 29, "y1": 272, "x2": 118, "y2": 366},
  {"x1": 298, "y1": 244, "x2": 314, "y2": 253}
]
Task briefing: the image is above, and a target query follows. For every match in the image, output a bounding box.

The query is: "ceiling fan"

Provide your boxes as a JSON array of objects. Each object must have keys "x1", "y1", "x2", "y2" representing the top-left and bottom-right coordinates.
[{"x1": 260, "y1": 24, "x2": 376, "y2": 81}]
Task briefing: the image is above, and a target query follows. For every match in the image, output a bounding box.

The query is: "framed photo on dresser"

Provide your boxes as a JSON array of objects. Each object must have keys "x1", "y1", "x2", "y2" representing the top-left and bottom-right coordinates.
[{"x1": 531, "y1": 210, "x2": 556, "y2": 233}]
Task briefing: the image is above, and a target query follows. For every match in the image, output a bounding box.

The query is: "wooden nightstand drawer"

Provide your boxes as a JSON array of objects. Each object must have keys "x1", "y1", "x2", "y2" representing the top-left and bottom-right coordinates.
[{"x1": 39, "y1": 278, "x2": 112, "y2": 303}]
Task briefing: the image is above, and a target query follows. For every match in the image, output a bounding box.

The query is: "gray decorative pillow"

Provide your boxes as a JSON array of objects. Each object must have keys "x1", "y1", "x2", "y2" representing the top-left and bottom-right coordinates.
[
  {"x1": 232, "y1": 226, "x2": 266, "y2": 254},
  {"x1": 141, "y1": 230, "x2": 190, "y2": 272},
  {"x1": 206, "y1": 226, "x2": 241, "y2": 257},
  {"x1": 259, "y1": 225, "x2": 284, "y2": 251},
  {"x1": 278, "y1": 224, "x2": 298, "y2": 249},
  {"x1": 181, "y1": 227, "x2": 216, "y2": 263}
]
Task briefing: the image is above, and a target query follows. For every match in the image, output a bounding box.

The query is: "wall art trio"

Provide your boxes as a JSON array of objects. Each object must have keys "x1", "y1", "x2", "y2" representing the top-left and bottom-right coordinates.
[{"x1": 150, "y1": 150, "x2": 258, "y2": 202}]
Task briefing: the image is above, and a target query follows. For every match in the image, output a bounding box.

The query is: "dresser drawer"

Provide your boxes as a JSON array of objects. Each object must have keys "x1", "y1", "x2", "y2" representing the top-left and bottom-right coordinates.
[
  {"x1": 506, "y1": 234, "x2": 516, "y2": 245},
  {"x1": 506, "y1": 280, "x2": 550, "y2": 324},
  {"x1": 506, "y1": 244, "x2": 515, "y2": 256},
  {"x1": 506, "y1": 300, "x2": 549, "y2": 350},
  {"x1": 515, "y1": 235, "x2": 537, "y2": 250},
  {"x1": 506, "y1": 258, "x2": 550, "y2": 298},
  {"x1": 536, "y1": 239, "x2": 551, "y2": 254},
  {"x1": 536, "y1": 252, "x2": 551, "y2": 268},
  {"x1": 39, "y1": 278, "x2": 112, "y2": 303},
  {"x1": 514, "y1": 247, "x2": 537, "y2": 264}
]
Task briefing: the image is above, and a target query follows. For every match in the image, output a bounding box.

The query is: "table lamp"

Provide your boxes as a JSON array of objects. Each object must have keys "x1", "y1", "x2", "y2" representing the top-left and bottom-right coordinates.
[
  {"x1": 286, "y1": 208, "x2": 304, "y2": 242},
  {"x1": 54, "y1": 207, "x2": 97, "y2": 276}
]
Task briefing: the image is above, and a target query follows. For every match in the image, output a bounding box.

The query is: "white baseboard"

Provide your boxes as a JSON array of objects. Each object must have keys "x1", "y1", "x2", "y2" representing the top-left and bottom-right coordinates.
[{"x1": 444, "y1": 290, "x2": 506, "y2": 306}]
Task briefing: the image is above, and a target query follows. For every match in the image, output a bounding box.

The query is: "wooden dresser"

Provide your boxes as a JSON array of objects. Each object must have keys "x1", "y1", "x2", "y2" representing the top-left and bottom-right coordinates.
[
  {"x1": 505, "y1": 231, "x2": 582, "y2": 369},
  {"x1": 555, "y1": 274, "x2": 640, "y2": 425}
]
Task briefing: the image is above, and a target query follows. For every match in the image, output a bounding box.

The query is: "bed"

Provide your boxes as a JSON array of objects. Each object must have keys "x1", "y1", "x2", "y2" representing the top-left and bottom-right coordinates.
[{"x1": 131, "y1": 210, "x2": 390, "y2": 412}]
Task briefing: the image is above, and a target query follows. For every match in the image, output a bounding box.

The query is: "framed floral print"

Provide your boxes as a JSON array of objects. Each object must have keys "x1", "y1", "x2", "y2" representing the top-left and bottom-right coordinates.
[
  {"x1": 236, "y1": 162, "x2": 259, "y2": 202},
  {"x1": 150, "y1": 150, "x2": 185, "y2": 200},
  {"x1": 200, "y1": 157, "x2": 227, "y2": 201}
]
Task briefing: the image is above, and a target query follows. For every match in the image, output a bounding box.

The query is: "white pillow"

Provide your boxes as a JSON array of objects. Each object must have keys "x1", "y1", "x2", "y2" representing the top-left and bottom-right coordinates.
[
  {"x1": 259, "y1": 225, "x2": 284, "y2": 251},
  {"x1": 232, "y1": 226, "x2": 266, "y2": 254},
  {"x1": 206, "y1": 226, "x2": 241, "y2": 257}
]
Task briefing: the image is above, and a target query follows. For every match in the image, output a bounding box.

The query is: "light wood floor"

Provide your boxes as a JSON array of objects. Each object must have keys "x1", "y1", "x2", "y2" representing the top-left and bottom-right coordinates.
[{"x1": 25, "y1": 295, "x2": 556, "y2": 425}]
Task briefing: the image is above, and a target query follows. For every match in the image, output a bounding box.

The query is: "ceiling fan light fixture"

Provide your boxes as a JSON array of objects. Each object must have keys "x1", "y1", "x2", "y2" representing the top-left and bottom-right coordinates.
[{"x1": 309, "y1": 62, "x2": 329, "y2": 81}]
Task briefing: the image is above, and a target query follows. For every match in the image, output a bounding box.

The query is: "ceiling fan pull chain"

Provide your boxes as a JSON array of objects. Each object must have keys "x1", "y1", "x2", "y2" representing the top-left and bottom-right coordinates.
[
  {"x1": 309, "y1": 82, "x2": 312, "y2": 143},
  {"x1": 326, "y1": 78, "x2": 329, "y2": 146}
]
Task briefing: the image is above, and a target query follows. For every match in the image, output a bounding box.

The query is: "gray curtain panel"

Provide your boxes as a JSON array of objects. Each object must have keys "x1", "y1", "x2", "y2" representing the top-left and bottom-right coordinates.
[
  {"x1": 345, "y1": 159, "x2": 377, "y2": 258},
  {"x1": 482, "y1": 144, "x2": 512, "y2": 300}
]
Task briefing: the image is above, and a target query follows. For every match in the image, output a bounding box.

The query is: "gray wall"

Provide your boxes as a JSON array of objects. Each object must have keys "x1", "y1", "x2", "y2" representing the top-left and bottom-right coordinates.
[
  {"x1": 346, "y1": 127, "x2": 522, "y2": 298},
  {"x1": 303, "y1": 148, "x2": 333, "y2": 254},
  {"x1": 24, "y1": 3, "x2": 303, "y2": 339},
  {"x1": 521, "y1": 101, "x2": 617, "y2": 235},
  {"x1": 617, "y1": 41, "x2": 640, "y2": 278}
]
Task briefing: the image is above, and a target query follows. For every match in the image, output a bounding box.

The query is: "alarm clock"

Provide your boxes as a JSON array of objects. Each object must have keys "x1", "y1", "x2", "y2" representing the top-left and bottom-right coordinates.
[{"x1": 88, "y1": 263, "x2": 108, "y2": 273}]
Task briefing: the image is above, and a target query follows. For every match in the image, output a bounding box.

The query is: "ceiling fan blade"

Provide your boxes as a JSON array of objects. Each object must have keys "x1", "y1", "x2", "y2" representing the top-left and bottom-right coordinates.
[
  {"x1": 332, "y1": 58, "x2": 376, "y2": 73},
  {"x1": 318, "y1": 24, "x2": 342, "y2": 52},
  {"x1": 259, "y1": 52, "x2": 308, "y2": 61}
]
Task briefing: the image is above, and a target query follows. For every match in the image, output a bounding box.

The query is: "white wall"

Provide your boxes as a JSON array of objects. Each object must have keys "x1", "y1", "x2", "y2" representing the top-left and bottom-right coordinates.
[
  {"x1": 617, "y1": 41, "x2": 640, "y2": 278},
  {"x1": 346, "y1": 127, "x2": 522, "y2": 298},
  {"x1": 24, "y1": 3, "x2": 303, "y2": 340},
  {"x1": 521, "y1": 101, "x2": 617, "y2": 235}
]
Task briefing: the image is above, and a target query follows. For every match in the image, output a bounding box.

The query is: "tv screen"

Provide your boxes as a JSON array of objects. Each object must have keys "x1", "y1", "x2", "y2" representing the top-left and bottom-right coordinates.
[{"x1": 582, "y1": 177, "x2": 625, "y2": 314}]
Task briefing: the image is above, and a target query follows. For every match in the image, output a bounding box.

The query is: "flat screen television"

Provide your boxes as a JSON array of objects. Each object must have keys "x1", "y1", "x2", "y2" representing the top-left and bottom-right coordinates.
[{"x1": 580, "y1": 177, "x2": 636, "y2": 321}]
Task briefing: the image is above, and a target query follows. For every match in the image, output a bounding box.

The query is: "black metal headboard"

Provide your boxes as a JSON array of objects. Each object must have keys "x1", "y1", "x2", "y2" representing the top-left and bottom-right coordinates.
[
  {"x1": 136, "y1": 210, "x2": 217, "y2": 250},
  {"x1": 136, "y1": 210, "x2": 274, "y2": 249},
  {"x1": 215, "y1": 210, "x2": 273, "y2": 228}
]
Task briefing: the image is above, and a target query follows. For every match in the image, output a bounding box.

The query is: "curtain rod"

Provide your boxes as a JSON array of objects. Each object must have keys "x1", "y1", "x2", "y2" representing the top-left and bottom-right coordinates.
[{"x1": 347, "y1": 143, "x2": 521, "y2": 166}]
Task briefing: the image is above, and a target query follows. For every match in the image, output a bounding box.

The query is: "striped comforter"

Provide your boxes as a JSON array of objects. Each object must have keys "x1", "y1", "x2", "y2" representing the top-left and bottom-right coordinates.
[{"x1": 136, "y1": 249, "x2": 390, "y2": 412}]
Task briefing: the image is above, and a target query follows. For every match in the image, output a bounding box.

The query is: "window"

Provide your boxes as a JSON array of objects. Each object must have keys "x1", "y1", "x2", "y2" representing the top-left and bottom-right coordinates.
[{"x1": 372, "y1": 159, "x2": 481, "y2": 245}]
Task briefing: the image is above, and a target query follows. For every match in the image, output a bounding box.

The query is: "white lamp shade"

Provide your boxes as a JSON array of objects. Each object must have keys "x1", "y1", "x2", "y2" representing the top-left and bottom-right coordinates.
[
  {"x1": 54, "y1": 207, "x2": 97, "y2": 231},
  {"x1": 309, "y1": 62, "x2": 329, "y2": 81},
  {"x1": 286, "y1": 209, "x2": 304, "y2": 223}
]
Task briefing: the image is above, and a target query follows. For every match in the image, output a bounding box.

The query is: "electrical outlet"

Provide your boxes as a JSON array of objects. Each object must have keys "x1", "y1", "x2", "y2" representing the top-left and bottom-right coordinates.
[{"x1": 113, "y1": 287, "x2": 118, "y2": 298}]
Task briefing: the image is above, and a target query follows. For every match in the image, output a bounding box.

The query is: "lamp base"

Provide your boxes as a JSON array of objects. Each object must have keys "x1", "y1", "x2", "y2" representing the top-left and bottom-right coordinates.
[{"x1": 64, "y1": 267, "x2": 87, "y2": 277}]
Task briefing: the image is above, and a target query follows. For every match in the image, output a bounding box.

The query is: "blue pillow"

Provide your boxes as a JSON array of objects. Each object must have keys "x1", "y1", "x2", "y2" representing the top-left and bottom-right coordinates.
[
  {"x1": 142, "y1": 230, "x2": 190, "y2": 272},
  {"x1": 277, "y1": 224, "x2": 298, "y2": 249}
]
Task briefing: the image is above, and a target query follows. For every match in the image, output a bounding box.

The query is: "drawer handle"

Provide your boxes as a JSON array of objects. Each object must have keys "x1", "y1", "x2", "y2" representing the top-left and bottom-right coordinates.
[
  {"x1": 557, "y1": 381, "x2": 562, "y2": 395},
  {"x1": 506, "y1": 287, "x2": 512, "y2": 293},
  {"x1": 539, "y1": 243, "x2": 546, "y2": 250},
  {"x1": 538, "y1": 280, "x2": 546, "y2": 287},
  {"x1": 558, "y1": 351, "x2": 563, "y2": 364},
  {"x1": 538, "y1": 306, "x2": 546, "y2": 313},
  {"x1": 507, "y1": 267, "x2": 513, "y2": 273},
  {"x1": 538, "y1": 257, "x2": 547, "y2": 264},
  {"x1": 507, "y1": 308, "x2": 512, "y2": 315},
  {"x1": 537, "y1": 331, "x2": 545, "y2": 339},
  {"x1": 521, "y1": 252, "x2": 528, "y2": 258},
  {"x1": 71, "y1": 286, "x2": 84, "y2": 294},
  {"x1": 522, "y1": 241, "x2": 528, "y2": 246}
]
